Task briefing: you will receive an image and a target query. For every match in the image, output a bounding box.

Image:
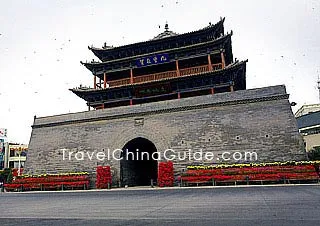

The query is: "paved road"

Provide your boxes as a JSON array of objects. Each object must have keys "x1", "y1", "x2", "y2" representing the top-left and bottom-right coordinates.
[{"x1": 0, "y1": 185, "x2": 319, "y2": 225}]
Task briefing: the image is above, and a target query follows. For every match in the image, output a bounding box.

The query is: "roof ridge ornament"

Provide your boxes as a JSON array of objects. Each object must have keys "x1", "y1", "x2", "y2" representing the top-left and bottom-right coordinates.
[
  {"x1": 102, "y1": 42, "x2": 113, "y2": 49},
  {"x1": 165, "y1": 22, "x2": 169, "y2": 32},
  {"x1": 152, "y1": 22, "x2": 178, "y2": 40}
]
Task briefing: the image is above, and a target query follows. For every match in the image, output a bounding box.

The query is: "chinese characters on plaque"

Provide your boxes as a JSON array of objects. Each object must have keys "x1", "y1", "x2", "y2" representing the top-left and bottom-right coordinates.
[{"x1": 136, "y1": 53, "x2": 169, "y2": 68}]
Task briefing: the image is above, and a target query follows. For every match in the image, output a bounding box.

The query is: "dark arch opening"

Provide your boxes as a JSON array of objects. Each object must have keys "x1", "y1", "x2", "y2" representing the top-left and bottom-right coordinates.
[{"x1": 120, "y1": 137, "x2": 158, "y2": 187}]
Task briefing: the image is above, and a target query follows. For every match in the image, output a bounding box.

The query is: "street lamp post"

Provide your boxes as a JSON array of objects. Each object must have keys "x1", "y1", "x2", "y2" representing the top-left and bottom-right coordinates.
[{"x1": 17, "y1": 147, "x2": 22, "y2": 176}]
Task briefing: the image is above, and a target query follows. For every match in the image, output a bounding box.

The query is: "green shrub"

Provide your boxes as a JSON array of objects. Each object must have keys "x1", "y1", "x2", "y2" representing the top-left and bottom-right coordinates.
[{"x1": 308, "y1": 146, "x2": 320, "y2": 160}]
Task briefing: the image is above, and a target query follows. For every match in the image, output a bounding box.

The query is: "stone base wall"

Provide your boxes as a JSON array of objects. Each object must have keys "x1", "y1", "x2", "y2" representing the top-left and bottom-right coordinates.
[{"x1": 25, "y1": 85, "x2": 306, "y2": 187}]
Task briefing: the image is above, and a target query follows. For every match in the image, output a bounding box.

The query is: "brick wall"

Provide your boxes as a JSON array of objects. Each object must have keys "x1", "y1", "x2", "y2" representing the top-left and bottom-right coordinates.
[{"x1": 25, "y1": 85, "x2": 306, "y2": 187}]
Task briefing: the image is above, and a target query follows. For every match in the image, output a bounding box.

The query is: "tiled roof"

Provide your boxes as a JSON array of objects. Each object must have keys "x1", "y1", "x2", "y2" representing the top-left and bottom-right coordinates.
[
  {"x1": 296, "y1": 111, "x2": 320, "y2": 129},
  {"x1": 152, "y1": 30, "x2": 178, "y2": 40},
  {"x1": 88, "y1": 18, "x2": 225, "y2": 52},
  {"x1": 81, "y1": 34, "x2": 231, "y2": 68}
]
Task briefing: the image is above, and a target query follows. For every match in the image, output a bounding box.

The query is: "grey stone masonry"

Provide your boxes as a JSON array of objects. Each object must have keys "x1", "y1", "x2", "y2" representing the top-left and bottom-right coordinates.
[{"x1": 25, "y1": 85, "x2": 306, "y2": 187}]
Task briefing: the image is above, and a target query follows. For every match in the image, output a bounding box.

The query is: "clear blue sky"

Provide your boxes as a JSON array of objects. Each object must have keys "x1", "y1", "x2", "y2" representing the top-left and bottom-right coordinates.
[{"x1": 0, "y1": 0, "x2": 319, "y2": 144}]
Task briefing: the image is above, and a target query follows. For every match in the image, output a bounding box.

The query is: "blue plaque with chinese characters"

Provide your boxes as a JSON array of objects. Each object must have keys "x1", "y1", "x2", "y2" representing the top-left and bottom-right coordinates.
[{"x1": 136, "y1": 53, "x2": 169, "y2": 67}]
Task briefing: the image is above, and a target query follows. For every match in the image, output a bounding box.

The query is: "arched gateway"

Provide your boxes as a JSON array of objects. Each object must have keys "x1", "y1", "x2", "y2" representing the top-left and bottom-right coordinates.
[{"x1": 120, "y1": 137, "x2": 158, "y2": 187}]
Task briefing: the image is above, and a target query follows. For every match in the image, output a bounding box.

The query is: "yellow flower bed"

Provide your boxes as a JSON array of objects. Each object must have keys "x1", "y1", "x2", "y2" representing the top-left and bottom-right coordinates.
[
  {"x1": 18, "y1": 172, "x2": 89, "y2": 179},
  {"x1": 187, "y1": 161, "x2": 320, "y2": 170}
]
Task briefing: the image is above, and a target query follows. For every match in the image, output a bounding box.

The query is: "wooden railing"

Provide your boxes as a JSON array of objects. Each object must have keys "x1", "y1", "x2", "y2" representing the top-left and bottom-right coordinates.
[
  {"x1": 180, "y1": 65, "x2": 209, "y2": 76},
  {"x1": 212, "y1": 63, "x2": 223, "y2": 71},
  {"x1": 107, "y1": 63, "x2": 223, "y2": 88},
  {"x1": 134, "y1": 70, "x2": 178, "y2": 83},
  {"x1": 108, "y1": 78, "x2": 130, "y2": 87}
]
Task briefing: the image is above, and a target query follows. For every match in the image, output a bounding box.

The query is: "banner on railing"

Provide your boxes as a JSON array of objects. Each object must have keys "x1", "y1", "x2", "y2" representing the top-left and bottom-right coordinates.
[{"x1": 136, "y1": 53, "x2": 169, "y2": 68}]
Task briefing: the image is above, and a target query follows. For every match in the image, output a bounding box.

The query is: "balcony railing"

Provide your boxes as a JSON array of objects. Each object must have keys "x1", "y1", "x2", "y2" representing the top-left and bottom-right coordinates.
[
  {"x1": 180, "y1": 65, "x2": 209, "y2": 76},
  {"x1": 108, "y1": 78, "x2": 130, "y2": 87},
  {"x1": 107, "y1": 63, "x2": 223, "y2": 88},
  {"x1": 212, "y1": 63, "x2": 223, "y2": 71},
  {"x1": 134, "y1": 70, "x2": 178, "y2": 83}
]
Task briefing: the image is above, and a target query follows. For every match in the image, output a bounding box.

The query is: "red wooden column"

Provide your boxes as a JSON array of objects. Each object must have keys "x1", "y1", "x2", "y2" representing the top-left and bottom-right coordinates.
[
  {"x1": 130, "y1": 99, "x2": 133, "y2": 106},
  {"x1": 207, "y1": 54, "x2": 213, "y2": 71},
  {"x1": 220, "y1": 49, "x2": 226, "y2": 69},
  {"x1": 211, "y1": 88, "x2": 215, "y2": 95},
  {"x1": 93, "y1": 75, "x2": 97, "y2": 89},
  {"x1": 175, "y1": 60, "x2": 180, "y2": 76},
  {"x1": 130, "y1": 68, "x2": 134, "y2": 84},
  {"x1": 103, "y1": 72, "x2": 107, "y2": 88},
  {"x1": 177, "y1": 92, "x2": 181, "y2": 99}
]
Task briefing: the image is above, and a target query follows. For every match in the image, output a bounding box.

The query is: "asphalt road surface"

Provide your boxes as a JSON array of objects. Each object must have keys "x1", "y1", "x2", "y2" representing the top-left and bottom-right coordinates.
[{"x1": 0, "y1": 185, "x2": 319, "y2": 226}]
